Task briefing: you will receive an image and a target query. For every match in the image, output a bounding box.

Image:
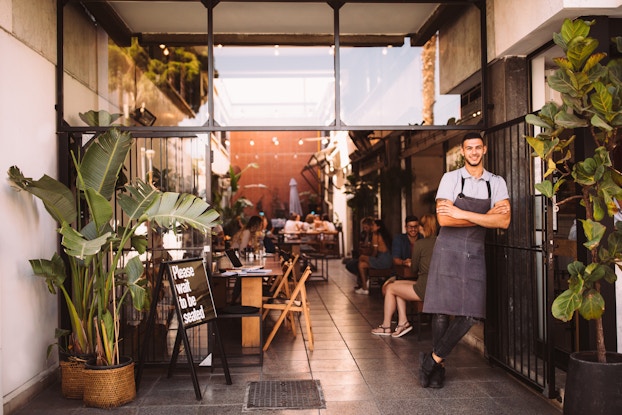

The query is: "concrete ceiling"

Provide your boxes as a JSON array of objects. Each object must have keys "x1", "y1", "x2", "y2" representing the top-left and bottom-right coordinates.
[{"x1": 81, "y1": 0, "x2": 475, "y2": 47}]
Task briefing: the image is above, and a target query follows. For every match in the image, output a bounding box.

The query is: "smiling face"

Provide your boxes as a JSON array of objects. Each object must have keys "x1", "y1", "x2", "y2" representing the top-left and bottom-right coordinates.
[
  {"x1": 461, "y1": 137, "x2": 487, "y2": 167},
  {"x1": 406, "y1": 220, "x2": 419, "y2": 237}
]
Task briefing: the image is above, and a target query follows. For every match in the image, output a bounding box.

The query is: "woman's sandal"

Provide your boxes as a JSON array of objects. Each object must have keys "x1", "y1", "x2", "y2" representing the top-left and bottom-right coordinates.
[
  {"x1": 392, "y1": 321, "x2": 413, "y2": 338},
  {"x1": 371, "y1": 325, "x2": 392, "y2": 336}
]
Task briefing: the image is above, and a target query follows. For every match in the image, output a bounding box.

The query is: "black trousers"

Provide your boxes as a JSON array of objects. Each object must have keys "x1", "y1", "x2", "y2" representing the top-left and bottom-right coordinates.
[{"x1": 431, "y1": 314, "x2": 479, "y2": 359}]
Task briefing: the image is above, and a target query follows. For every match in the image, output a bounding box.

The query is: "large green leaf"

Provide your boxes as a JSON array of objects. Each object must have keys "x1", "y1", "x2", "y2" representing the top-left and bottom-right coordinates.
[
  {"x1": 29, "y1": 253, "x2": 66, "y2": 294},
  {"x1": 583, "y1": 263, "x2": 607, "y2": 284},
  {"x1": 548, "y1": 70, "x2": 578, "y2": 95},
  {"x1": 573, "y1": 158, "x2": 597, "y2": 185},
  {"x1": 609, "y1": 229, "x2": 622, "y2": 260},
  {"x1": 554, "y1": 110, "x2": 589, "y2": 128},
  {"x1": 579, "y1": 289, "x2": 605, "y2": 320},
  {"x1": 590, "y1": 82, "x2": 613, "y2": 115},
  {"x1": 581, "y1": 219, "x2": 606, "y2": 251},
  {"x1": 591, "y1": 113, "x2": 613, "y2": 131},
  {"x1": 60, "y1": 224, "x2": 111, "y2": 262},
  {"x1": 608, "y1": 58, "x2": 622, "y2": 86},
  {"x1": 30, "y1": 253, "x2": 89, "y2": 354},
  {"x1": 525, "y1": 135, "x2": 553, "y2": 159},
  {"x1": 117, "y1": 180, "x2": 159, "y2": 221},
  {"x1": 79, "y1": 128, "x2": 133, "y2": 201},
  {"x1": 552, "y1": 289, "x2": 582, "y2": 322},
  {"x1": 124, "y1": 256, "x2": 148, "y2": 311},
  {"x1": 7, "y1": 166, "x2": 77, "y2": 225},
  {"x1": 145, "y1": 192, "x2": 220, "y2": 233},
  {"x1": 84, "y1": 188, "x2": 113, "y2": 235},
  {"x1": 567, "y1": 36, "x2": 599, "y2": 71},
  {"x1": 525, "y1": 114, "x2": 552, "y2": 130},
  {"x1": 559, "y1": 19, "x2": 592, "y2": 47},
  {"x1": 79, "y1": 110, "x2": 122, "y2": 127},
  {"x1": 583, "y1": 53, "x2": 606, "y2": 75}
]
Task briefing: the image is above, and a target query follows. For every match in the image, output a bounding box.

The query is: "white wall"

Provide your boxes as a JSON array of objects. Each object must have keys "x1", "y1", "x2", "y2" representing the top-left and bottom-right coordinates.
[
  {"x1": 0, "y1": 28, "x2": 59, "y2": 410},
  {"x1": 491, "y1": 0, "x2": 622, "y2": 58}
]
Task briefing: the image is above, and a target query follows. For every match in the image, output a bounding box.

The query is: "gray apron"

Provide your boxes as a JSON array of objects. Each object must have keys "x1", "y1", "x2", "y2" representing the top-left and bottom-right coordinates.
[{"x1": 423, "y1": 180, "x2": 491, "y2": 319}]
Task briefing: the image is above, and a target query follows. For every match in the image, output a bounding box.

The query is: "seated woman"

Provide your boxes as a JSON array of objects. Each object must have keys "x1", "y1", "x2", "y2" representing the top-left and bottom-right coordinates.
[
  {"x1": 371, "y1": 214, "x2": 438, "y2": 337},
  {"x1": 356, "y1": 219, "x2": 392, "y2": 295},
  {"x1": 283, "y1": 213, "x2": 302, "y2": 237},
  {"x1": 230, "y1": 215, "x2": 263, "y2": 252}
]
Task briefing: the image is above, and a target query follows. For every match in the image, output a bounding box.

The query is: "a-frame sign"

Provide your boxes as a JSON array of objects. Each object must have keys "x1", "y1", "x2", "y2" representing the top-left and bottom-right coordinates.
[{"x1": 136, "y1": 258, "x2": 231, "y2": 400}]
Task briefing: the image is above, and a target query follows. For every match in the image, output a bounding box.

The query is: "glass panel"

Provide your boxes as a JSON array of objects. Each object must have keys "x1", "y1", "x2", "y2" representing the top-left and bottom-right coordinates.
[
  {"x1": 63, "y1": 2, "x2": 209, "y2": 127},
  {"x1": 213, "y1": 46, "x2": 335, "y2": 127},
  {"x1": 339, "y1": 39, "x2": 460, "y2": 126},
  {"x1": 339, "y1": 2, "x2": 460, "y2": 126},
  {"x1": 213, "y1": 1, "x2": 334, "y2": 127}
]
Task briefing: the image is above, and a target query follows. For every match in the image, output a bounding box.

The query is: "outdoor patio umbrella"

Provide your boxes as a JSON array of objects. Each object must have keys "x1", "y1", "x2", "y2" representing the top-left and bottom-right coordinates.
[{"x1": 289, "y1": 178, "x2": 302, "y2": 216}]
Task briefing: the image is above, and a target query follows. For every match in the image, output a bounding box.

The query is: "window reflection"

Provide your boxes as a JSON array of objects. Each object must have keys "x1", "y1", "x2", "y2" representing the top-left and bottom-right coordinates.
[
  {"x1": 213, "y1": 46, "x2": 335, "y2": 127},
  {"x1": 340, "y1": 39, "x2": 460, "y2": 126},
  {"x1": 107, "y1": 39, "x2": 209, "y2": 127}
]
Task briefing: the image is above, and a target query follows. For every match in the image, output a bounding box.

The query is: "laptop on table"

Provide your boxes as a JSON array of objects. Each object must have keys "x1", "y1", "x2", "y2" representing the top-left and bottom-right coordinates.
[{"x1": 224, "y1": 249, "x2": 264, "y2": 272}]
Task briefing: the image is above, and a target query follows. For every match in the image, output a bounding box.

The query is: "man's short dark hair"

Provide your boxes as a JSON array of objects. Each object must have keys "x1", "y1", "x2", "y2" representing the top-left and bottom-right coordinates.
[
  {"x1": 405, "y1": 215, "x2": 418, "y2": 224},
  {"x1": 462, "y1": 132, "x2": 483, "y2": 145}
]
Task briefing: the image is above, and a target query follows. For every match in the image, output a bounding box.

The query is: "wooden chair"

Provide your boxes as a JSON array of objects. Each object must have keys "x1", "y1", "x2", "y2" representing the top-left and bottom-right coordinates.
[
  {"x1": 262, "y1": 266, "x2": 314, "y2": 351},
  {"x1": 262, "y1": 258, "x2": 297, "y2": 320}
]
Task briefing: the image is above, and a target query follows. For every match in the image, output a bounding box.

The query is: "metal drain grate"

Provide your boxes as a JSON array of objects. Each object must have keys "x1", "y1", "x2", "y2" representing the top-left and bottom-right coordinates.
[{"x1": 243, "y1": 380, "x2": 325, "y2": 411}]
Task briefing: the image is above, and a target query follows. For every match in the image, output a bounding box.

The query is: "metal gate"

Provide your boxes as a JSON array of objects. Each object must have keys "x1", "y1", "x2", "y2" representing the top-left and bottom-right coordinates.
[{"x1": 483, "y1": 116, "x2": 559, "y2": 399}]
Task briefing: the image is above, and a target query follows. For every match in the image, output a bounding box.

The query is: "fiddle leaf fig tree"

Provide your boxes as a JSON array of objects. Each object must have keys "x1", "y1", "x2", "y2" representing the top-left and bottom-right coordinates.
[{"x1": 525, "y1": 18, "x2": 622, "y2": 363}]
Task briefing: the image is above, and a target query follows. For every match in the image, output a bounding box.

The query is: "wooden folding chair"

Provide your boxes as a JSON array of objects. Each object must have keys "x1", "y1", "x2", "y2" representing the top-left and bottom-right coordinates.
[
  {"x1": 262, "y1": 258, "x2": 296, "y2": 318},
  {"x1": 262, "y1": 266, "x2": 313, "y2": 351}
]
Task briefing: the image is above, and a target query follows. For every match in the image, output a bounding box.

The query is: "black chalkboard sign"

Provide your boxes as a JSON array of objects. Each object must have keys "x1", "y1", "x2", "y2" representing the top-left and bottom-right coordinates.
[
  {"x1": 166, "y1": 258, "x2": 217, "y2": 328},
  {"x1": 136, "y1": 258, "x2": 230, "y2": 400}
]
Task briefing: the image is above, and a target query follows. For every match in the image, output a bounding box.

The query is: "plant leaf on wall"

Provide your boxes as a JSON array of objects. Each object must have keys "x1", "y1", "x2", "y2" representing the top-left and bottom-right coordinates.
[{"x1": 7, "y1": 166, "x2": 77, "y2": 225}]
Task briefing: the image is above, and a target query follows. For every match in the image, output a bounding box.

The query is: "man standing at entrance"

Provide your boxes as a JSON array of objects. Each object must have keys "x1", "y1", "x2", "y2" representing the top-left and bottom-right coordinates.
[{"x1": 419, "y1": 132, "x2": 510, "y2": 388}]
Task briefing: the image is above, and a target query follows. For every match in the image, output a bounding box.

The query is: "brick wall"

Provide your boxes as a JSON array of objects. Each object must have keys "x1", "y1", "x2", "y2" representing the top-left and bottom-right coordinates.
[{"x1": 229, "y1": 131, "x2": 324, "y2": 221}]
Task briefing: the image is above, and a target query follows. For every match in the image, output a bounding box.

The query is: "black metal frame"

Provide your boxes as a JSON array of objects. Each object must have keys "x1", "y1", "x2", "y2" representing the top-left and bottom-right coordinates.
[
  {"x1": 54, "y1": 0, "x2": 489, "y2": 365},
  {"x1": 483, "y1": 115, "x2": 559, "y2": 399}
]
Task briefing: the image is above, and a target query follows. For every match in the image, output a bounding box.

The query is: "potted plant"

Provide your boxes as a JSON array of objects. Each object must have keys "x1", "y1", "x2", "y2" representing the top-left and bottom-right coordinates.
[
  {"x1": 8, "y1": 111, "x2": 219, "y2": 407},
  {"x1": 525, "y1": 18, "x2": 622, "y2": 414},
  {"x1": 212, "y1": 163, "x2": 258, "y2": 236}
]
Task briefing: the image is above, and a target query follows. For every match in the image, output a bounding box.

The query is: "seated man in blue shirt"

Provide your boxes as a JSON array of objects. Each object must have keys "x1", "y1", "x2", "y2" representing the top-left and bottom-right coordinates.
[{"x1": 391, "y1": 215, "x2": 420, "y2": 277}]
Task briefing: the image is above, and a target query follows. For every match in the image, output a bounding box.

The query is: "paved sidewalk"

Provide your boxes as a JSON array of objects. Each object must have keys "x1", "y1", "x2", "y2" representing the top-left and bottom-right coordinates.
[{"x1": 12, "y1": 259, "x2": 562, "y2": 414}]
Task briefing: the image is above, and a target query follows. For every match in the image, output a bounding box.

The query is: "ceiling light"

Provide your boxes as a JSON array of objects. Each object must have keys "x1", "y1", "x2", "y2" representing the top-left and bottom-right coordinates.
[{"x1": 250, "y1": 140, "x2": 255, "y2": 146}]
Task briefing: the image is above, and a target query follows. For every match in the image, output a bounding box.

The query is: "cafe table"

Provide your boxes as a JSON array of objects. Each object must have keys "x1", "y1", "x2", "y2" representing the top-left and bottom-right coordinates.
[{"x1": 214, "y1": 254, "x2": 283, "y2": 348}]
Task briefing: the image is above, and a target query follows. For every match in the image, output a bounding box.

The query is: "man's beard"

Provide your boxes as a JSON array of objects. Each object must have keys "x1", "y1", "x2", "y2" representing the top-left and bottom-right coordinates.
[{"x1": 465, "y1": 157, "x2": 482, "y2": 167}]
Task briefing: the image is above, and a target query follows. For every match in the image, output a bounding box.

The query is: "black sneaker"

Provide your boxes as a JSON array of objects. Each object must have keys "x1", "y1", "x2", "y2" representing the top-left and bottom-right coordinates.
[{"x1": 428, "y1": 365, "x2": 445, "y2": 388}]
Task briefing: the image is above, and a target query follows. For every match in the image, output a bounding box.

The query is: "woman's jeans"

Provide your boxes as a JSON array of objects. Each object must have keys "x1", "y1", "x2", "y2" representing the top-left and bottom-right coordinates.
[{"x1": 431, "y1": 314, "x2": 479, "y2": 360}]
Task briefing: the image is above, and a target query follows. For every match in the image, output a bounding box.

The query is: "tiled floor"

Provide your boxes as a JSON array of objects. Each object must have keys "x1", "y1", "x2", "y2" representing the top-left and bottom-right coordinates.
[{"x1": 13, "y1": 259, "x2": 562, "y2": 414}]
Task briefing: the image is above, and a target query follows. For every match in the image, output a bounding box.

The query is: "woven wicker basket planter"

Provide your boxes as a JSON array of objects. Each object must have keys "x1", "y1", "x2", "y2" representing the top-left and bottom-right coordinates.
[
  {"x1": 83, "y1": 357, "x2": 136, "y2": 408},
  {"x1": 60, "y1": 360, "x2": 86, "y2": 399}
]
